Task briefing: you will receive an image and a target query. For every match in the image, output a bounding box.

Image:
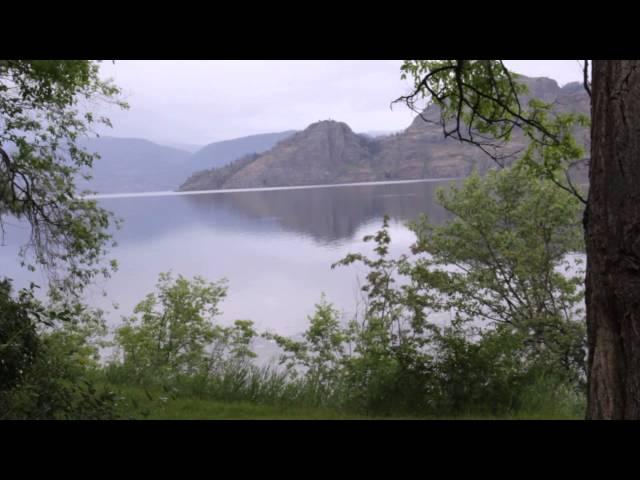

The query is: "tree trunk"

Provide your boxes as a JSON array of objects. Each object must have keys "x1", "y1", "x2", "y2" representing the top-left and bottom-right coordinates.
[{"x1": 586, "y1": 60, "x2": 640, "y2": 419}]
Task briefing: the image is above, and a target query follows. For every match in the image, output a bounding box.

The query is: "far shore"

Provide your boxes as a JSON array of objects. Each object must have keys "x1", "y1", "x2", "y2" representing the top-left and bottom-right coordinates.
[{"x1": 80, "y1": 177, "x2": 462, "y2": 200}]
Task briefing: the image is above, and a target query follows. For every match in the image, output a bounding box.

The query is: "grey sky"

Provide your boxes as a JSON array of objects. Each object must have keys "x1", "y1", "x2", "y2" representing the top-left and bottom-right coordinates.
[{"x1": 95, "y1": 60, "x2": 586, "y2": 147}]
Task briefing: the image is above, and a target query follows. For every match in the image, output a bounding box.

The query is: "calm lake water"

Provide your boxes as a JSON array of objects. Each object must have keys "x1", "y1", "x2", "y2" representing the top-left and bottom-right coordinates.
[{"x1": 0, "y1": 179, "x2": 455, "y2": 338}]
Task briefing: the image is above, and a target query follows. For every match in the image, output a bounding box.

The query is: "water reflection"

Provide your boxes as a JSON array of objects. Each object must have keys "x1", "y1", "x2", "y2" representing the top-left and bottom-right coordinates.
[
  {"x1": 185, "y1": 180, "x2": 454, "y2": 244},
  {"x1": 102, "y1": 179, "x2": 455, "y2": 247},
  {"x1": 1, "y1": 179, "x2": 456, "y2": 337}
]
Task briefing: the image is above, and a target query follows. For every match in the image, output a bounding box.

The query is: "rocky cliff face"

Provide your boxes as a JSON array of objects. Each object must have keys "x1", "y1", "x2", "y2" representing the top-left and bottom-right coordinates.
[
  {"x1": 221, "y1": 121, "x2": 378, "y2": 188},
  {"x1": 179, "y1": 75, "x2": 590, "y2": 191}
]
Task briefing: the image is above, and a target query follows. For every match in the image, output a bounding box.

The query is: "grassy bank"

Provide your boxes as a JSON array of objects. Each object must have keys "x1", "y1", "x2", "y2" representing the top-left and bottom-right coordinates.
[
  {"x1": 109, "y1": 385, "x2": 362, "y2": 419},
  {"x1": 107, "y1": 385, "x2": 584, "y2": 420}
]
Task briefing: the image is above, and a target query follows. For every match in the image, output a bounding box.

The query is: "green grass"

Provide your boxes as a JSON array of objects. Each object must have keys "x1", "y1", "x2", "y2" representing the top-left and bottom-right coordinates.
[
  {"x1": 109, "y1": 384, "x2": 363, "y2": 419},
  {"x1": 138, "y1": 399, "x2": 365, "y2": 420},
  {"x1": 107, "y1": 385, "x2": 583, "y2": 420},
  {"x1": 137, "y1": 399, "x2": 583, "y2": 420}
]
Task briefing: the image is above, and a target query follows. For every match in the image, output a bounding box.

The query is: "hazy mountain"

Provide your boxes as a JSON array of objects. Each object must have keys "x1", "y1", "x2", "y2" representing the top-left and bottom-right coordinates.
[
  {"x1": 74, "y1": 131, "x2": 298, "y2": 194},
  {"x1": 160, "y1": 142, "x2": 204, "y2": 153},
  {"x1": 188, "y1": 130, "x2": 298, "y2": 172},
  {"x1": 77, "y1": 137, "x2": 191, "y2": 193},
  {"x1": 180, "y1": 76, "x2": 590, "y2": 191}
]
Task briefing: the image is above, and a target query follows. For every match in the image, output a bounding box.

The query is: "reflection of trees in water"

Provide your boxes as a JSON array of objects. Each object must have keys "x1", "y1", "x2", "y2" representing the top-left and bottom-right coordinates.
[{"x1": 184, "y1": 181, "x2": 455, "y2": 244}]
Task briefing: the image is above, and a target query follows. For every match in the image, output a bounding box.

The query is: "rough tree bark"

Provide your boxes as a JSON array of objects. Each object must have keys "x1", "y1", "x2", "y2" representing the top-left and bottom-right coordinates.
[{"x1": 586, "y1": 60, "x2": 640, "y2": 419}]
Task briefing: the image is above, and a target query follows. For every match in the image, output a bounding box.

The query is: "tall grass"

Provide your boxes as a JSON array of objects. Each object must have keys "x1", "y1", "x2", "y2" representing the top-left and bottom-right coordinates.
[
  {"x1": 101, "y1": 362, "x2": 340, "y2": 413},
  {"x1": 98, "y1": 361, "x2": 585, "y2": 419}
]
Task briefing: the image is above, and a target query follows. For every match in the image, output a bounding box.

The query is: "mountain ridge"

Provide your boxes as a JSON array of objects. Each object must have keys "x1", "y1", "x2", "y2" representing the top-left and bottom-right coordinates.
[
  {"x1": 188, "y1": 130, "x2": 298, "y2": 172},
  {"x1": 180, "y1": 75, "x2": 590, "y2": 192},
  {"x1": 76, "y1": 131, "x2": 299, "y2": 194}
]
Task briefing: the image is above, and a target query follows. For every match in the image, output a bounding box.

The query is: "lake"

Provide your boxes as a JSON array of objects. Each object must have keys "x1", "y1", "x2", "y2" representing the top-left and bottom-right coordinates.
[{"x1": 0, "y1": 179, "x2": 456, "y2": 339}]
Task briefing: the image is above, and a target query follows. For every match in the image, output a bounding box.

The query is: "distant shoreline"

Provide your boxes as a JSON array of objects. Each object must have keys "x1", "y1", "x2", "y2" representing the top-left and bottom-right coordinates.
[{"x1": 80, "y1": 177, "x2": 462, "y2": 200}]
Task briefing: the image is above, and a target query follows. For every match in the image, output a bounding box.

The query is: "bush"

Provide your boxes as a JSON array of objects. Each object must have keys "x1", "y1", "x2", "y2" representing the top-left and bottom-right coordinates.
[
  {"x1": 268, "y1": 163, "x2": 588, "y2": 417},
  {"x1": 1, "y1": 282, "x2": 118, "y2": 419},
  {"x1": 112, "y1": 272, "x2": 228, "y2": 384},
  {"x1": 0, "y1": 280, "x2": 39, "y2": 400}
]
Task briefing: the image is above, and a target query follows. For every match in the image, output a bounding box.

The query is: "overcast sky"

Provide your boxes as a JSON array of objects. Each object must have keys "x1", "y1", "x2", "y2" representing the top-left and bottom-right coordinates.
[{"x1": 95, "y1": 60, "x2": 586, "y2": 147}]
